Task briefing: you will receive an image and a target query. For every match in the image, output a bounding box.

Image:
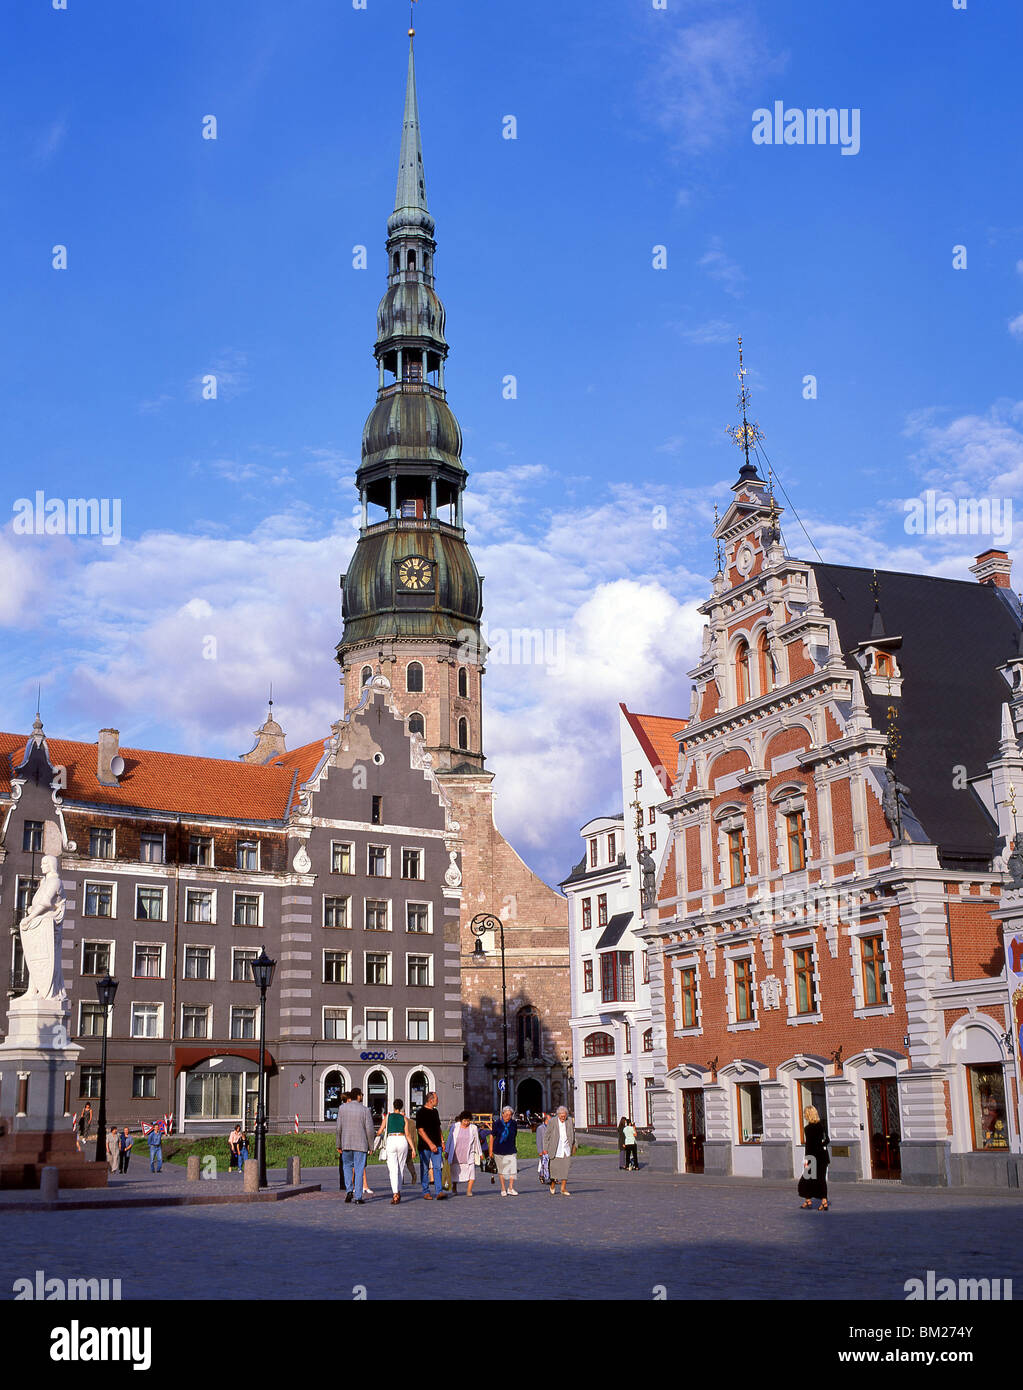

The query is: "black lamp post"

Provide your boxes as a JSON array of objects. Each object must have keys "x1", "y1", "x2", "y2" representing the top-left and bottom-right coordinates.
[
  {"x1": 565, "y1": 1061, "x2": 575, "y2": 1118},
  {"x1": 93, "y1": 973, "x2": 118, "y2": 1164},
  {"x1": 250, "y1": 946, "x2": 277, "y2": 1189},
  {"x1": 471, "y1": 913, "x2": 508, "y2": 1113},
  {"x1": 626, "y1": 1069, "x2": 634, "y2": 1122}
]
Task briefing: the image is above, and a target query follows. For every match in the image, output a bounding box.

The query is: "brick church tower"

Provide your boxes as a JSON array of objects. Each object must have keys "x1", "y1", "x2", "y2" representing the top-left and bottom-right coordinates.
[{"x1": 337, "y1": 35, "x2": 571, "y2": 1114}]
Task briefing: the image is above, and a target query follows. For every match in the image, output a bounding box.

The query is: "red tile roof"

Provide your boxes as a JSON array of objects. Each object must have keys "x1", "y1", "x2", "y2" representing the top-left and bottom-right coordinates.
[
  {"x1": 620, "y1": 705, "x2": 687, "y2": 792},
  {"x1": 0, "y1": 731, "x2": 327, "y2": 822}
]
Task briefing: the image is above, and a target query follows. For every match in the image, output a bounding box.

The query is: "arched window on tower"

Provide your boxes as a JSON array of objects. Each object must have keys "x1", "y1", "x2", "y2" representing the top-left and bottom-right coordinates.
[
  {"x1": 407, "y1": 250, "x2": 416, "y2": 270},
  {"x1": 757, "y1": 630, "x2": 774, "y2": 695},
  {"x1": 406, "y1": 662, "x2": 424, "y2": 693},
  {"x1": 517, "y1": 1006, "x2": 541, "y2": 1058},
  {"x1": 392, "y1": 253, "x2": 400, "y2": 274},
  {"x1": 360, "y1": 666, "x2": 373, "y2": 688},
  {"x1": 408, "y1": 713, "x2": 425, "y2": 738},
  {"x1": 457, "y1": 717, "x2": 469, "y2": 751},
  {"x1": 457, "y1": 666, "x2": 468, "y2": 698},
  {"x1": 423, "y1": 254, "x2": 430, "y2": 273},
  {"x1": 735, "y1": 639, "x2": 751, "y2": 705}
]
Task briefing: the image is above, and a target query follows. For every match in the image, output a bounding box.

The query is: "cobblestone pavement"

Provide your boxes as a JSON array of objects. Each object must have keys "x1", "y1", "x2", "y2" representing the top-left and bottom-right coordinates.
[{"x1": 1, "y1": 1157, "x2": 1020, "y2": 1301}]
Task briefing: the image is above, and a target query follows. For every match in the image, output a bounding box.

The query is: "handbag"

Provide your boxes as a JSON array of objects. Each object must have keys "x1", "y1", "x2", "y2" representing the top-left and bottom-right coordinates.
[
  {"x1": 539, "y1": 1154, "x2": 550, "y2": 1184},
  {"x1": 441, "y1": 1153, "x2": 452, "y2": 1191}
]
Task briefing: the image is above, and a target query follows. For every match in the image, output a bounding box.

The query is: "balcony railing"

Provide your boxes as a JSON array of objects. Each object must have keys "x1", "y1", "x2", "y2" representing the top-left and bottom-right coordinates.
[{"x1": 362, "y1": 517, "x2": 463, "y2": 537}]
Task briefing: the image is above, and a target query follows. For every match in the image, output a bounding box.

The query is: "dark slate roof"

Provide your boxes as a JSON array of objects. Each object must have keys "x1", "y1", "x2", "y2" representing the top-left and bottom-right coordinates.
[
  {"x1": 810, "y1": 562, "x2": 1022, "y2": 866},
  {"x1": 595, "y1": 911, "x2": 634, "y2": 950}
]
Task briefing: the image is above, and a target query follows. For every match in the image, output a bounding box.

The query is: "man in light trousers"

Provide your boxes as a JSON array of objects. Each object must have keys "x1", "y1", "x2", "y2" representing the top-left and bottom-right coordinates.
[{"x1": 335, "y1": 1086, "x2": 376, "y2": 1204}]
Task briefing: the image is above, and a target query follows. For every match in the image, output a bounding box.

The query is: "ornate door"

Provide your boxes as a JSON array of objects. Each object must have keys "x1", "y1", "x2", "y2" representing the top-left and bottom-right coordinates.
[
  {"x1": 866, "y1": 1078, "x2": 901, "y2": 1179},
  {"x1": 682, "y1": 1090, "x2": 705, "y2": 1174}
]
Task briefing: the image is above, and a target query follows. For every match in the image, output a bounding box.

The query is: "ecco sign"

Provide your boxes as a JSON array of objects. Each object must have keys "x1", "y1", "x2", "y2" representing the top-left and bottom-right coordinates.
[{"x1": 360, "y1": 1051, "x2": 398, "y2": 1061}]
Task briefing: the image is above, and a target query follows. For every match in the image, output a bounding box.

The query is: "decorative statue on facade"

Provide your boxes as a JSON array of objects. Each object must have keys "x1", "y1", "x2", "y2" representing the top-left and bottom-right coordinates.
[
  {"x1": 881, "y1": 766, "x2": 911, "y2": 841},
  {"x1": 638, "y1": 846, "x2": 657, "y2": 909},
  {"x1": 1005, "y1": 835, "x2": 1023, "y2": 888},
  {"x1": 17, "y1": 856, "x2": 68, "y2": 1001}
]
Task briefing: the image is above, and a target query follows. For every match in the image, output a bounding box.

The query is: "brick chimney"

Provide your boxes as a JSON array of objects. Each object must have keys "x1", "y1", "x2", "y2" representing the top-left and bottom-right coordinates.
[
  {"x1": 97, "y1": 728, "x2": 121, "y2": 786},
  {"x1": 970, "y1": 549, "x2": 1012, "y2": 589}
]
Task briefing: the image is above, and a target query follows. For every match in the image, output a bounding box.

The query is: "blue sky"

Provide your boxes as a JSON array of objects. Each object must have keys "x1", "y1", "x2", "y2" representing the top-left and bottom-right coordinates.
[{"x1": 3, "y1": 0, "x2": 1023, "y2": 883}]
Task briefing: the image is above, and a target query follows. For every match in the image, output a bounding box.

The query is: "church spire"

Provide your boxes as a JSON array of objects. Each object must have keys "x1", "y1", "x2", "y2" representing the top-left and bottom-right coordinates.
[{"x1": 391, "y1": 35, "x2": 432, "y2": 234}]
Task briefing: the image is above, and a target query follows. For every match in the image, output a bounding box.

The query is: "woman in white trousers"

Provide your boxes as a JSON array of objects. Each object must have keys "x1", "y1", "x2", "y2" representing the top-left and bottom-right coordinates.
[{"x1": 377, "y1": 1098, "x2": 416, "y2": 1205}]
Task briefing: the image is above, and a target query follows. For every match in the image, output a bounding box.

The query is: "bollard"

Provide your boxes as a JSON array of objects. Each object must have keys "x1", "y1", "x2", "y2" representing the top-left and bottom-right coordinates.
[
  {"x1": 39, "y1": 1166, "x2": 59, "y2": 1202},
  {"x1": 243, "y1": 1158, "x2": 259, "y2": 1193},
  {"x1": 287, "y1": 1155, "x2": 301, "y2": 1186},
  {"x1": 186, "y1": 1155, "x2": 200, "y2": 1182}
]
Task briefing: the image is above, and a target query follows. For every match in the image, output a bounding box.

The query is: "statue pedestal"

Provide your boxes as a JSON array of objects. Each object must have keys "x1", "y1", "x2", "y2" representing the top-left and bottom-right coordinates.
[{"x1": 0, "y1": 996, "x2": 108, "y2": 1189}]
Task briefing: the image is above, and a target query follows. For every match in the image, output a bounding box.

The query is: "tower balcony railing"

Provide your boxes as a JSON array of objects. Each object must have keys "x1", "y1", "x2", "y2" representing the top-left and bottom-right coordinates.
[
  {"x1": 377, "y1": 380, "x2": 447, "y2": 400},
  {"x1": 362, "y1": 516, "x2": 464, "y2": 537}
]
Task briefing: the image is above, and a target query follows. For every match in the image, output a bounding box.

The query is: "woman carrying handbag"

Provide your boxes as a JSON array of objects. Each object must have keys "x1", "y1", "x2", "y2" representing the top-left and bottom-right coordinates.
[{"x1": 797, "y1": 1106, "x2": 830, "y2": 1211}]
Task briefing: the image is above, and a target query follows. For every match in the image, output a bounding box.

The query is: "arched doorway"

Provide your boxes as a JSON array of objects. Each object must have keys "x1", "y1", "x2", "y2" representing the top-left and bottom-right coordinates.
[
  {"x1": 408, "y1": 1070, "x2": 430, "y2": 1114},
  {"x1": 323, "y1": 1070, "x2": 347, "y2": 1122},
  {"x1": 366, "y1": 1070, "x2": 388, "y2": 1124},
  {"x1": 517, "y1": 1077, "x2": 543, "y2": 1118}
]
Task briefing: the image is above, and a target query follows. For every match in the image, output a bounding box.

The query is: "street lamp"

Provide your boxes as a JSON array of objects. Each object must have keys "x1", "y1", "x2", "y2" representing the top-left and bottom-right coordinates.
[
  {"x1": 626, "y1": 1069, "x2": 634, "y2": 1123},
  {"x1": 565, "y1": 1061, "x2": 575, "y2": 1118},
  {"x1": 94, "y1": 973, "x2": 118, "y2": 1164},
  {"x1": 250, "y1": 946, "x2": 277, "y2": 1189},
  {"x1": 471, "y1": 913, "x2": 508, "y2": 1114}
]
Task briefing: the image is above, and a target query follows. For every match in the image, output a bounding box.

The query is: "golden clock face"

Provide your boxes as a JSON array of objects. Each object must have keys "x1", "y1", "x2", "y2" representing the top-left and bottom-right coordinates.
[{"x1": 397, "y1": 556, "x2": 434, "y2": 591}]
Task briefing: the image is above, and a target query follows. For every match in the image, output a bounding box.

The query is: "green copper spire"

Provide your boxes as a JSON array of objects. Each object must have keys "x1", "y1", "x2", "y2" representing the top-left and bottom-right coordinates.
[{"x1": 389, "y1": 38, "x2": 434, "y2": 237}]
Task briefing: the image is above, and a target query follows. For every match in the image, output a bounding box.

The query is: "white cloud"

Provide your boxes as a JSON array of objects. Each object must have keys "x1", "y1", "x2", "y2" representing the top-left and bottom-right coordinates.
[
  {"x1": 1010, "y1": 314, "x2": 1023, "y2": 340},
  {"x1": 699, "y1": 241, "x2": 745, "y2": 297}
]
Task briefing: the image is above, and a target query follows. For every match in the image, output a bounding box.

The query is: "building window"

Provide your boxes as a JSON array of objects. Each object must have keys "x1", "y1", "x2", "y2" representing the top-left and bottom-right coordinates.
[
  {"x1": 132, "y1": 1067, "x2": 157, "y2": 1100},
  {"x1": 648, "y1": 807, "x2": 656, "y2": 825},
  {"x1": 408, "y1": 713, "x2": 425, "y2": 737},
  {"x1": 184, "y1": 946, "x2": 212, "y2": 980},
  {"x1": 583, "y1": 1028, "x2": 614, "y2": 1056},
  {"x1": 182, "y1": 1005, "x2": 209, "y2": 1039},
  {"x1": 184, "y1": 1071, "x2": 246, "y2": 1122},
  {"x1": 237, "y1": 841, "x2": 258, "y2": 871},
  {"x1": 78, "y1": 1002, "x2": 106, "y2": 1037},
  {"x1": 588, "y1": 838, "x2": 598, "y2": 868},
  {"x1": 131, "y1": 1004, "x2": 161, "y2": 1039},
  {"x1": 457, "y1": 666, "x2": 468, "y2": 698},
  {"x1": 331, "y1": 841, "x2": 353, "y2": 874},
  {"x1": 406, "y1": 661, "x2": 424, "y2": 693},
  {"x1": 324, "y1": 950, "x2": 350, "y2": 984},
  {"x1": 89, "y1": 828, "x2": 114, "y2": 859},
  {"x1": 324, "y1": 896, "x2": 350, "y2": 929},
  {"x1": 361, "y1": 665, "x2": 373, "y2": 687},
  {"x1": 793, "y1": 946, "x2": 817, "y2": 1014},
  {"x1": 735, "y1": 639, "x2": 751, "y2": 704},
  {"x1": 368, "y1": 845, "x2": 388, "y2": 877},
  {"x1": 785, "y1": 810, "x2": 806, "y2": 871},
  {"x1": 407, "y1": 954, "x2": 432, "y2": 987},
  {"x1": 186, "y1": 890, "x2": 213, "y2": 924},
  {"x1": 188, "y1": 835, "x2": 213, "y2": 866},
  {"x1": 232, "y1": 948, "x2": 258, "y2": 983},
  {"x1": 324, "y1": 1007, "x2": 350, "y2": 1041},
  {"x1": 643, "y1": 1028, "x2": 654, "y2": 1053},
  {"x1": 634, "y1": 770, "x2": 643, "y2": 789},
  {"x1": 727, "y1": 829, "x2": 745, "y2": 887},
  {"x1": 607, "y1": 832, "x2": 616, "y2": 860},
  {"x1": 734, "y1": 958, "x2": 755, "y2": 1022},
  {"x1": 16, "y1": 876, "x2": 40, "y2": 915},
  {"x1": 82, "y1": 941, "x2": 111, "y2": 976},
  {"x1": 84, "y1": 883, "x2": 113, "y2": 918},
  {"x1": 597, "y1": 894, "x2": 608, "y2": 927},
  {"x1": 365, "y1": 1009, "x2": 390, "y2": 1042},
  {"x1": 234, "y1": 893, "x2": 260, "y2": 927},
  {"x1": 679, "y1": 967, "x2": 699, "y2": 1028},
  {"x1": 139, "y1": 833, "x2": 165, "y2": 864},
  {"x1": 23, "y1": 820, "x2": 43, "y2": 853},
  {"x1": 406, "y1": 902, "x2": 431, "y2": 933},
  {"x1": 582, "y1": 959, "x2": 593, "y2": 993},
  {"x1": 861, "y1": 934, "x2": 887, "y2": 1006},
  {"x1": 581, "y1": 898, "x2": 592, "y2": 930},
  {"x1": 133, "y1": 944, "x2": 163, "y2": 979},
  {"x1": 365, "y1": 899, "x2": 389, "y2": 932},
  {"x1": 649, "y1": 833, "x2": 656, "y2": 851},
  {"x1": 967, "y1": 1065, "x2": 1011, "y2": 1150},
  {"x1": 365, "y1": 952, "x2": 390, "y2": 986},
  {"x1": 644, "y1": 1076, "x2": 656, "y2": 1127},
  {"x1": 402, "y1": 848, "x2": 422, "y2": 880},
  {"x1": 757, "y1": 630, "x2": 774, "y2": 693},
  {"x1": 736, "y1": 1081, "x2": 763, "y2": 1143},
  {"x1": 371, "y1": 795, "x2": 383, "y2": 825},
  {"x1": 600, "y1": 952, "x2": 635, "y2": 1004},
  {"x1": 407, "y1": 1010, "x2": 432, "y2": 1042},
  {"x1": 80, "y1": 1066, "x2": 102, "y2": 1098},
  {"x1": 457, "y1": 718, "x2": 469, "y2": 750},
  {"x1": 136, "y1": 886, "x2": 166, "y2": 921},
  {"x1": 231, "y1": 1006, "x2": 256, "y2": 1040},
  {"x1": 517, "y1": 1006, "x2": 541, "y2": 1055},
  {"x1": 585, "y1": 1080, "x2": 617, "y2": 1128},
  {"x1": 637, "y1": 835, "x2": 644, "y2": 852}
]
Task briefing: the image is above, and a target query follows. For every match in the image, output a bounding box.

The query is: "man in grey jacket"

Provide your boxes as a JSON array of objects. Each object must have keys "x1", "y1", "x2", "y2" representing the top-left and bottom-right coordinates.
[{"x1": 335, "y1": 1087, "x2": 376, "y2": 1204}]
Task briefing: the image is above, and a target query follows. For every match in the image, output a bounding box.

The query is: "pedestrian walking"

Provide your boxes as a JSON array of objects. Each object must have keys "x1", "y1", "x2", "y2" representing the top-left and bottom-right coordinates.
[
  {"x1": 445, "y1": 1111, "x2": 483, "y2": 1196},
  {"x1": 543, "y1": 1105, "x2": 576, "y2": 1196},
  {"x1": 617, "y1": 1116, "x2": 628, "y2": 1170},
  {"x1": 77, "y1": 1102, "x2": 92, "y2": 1151},
  {"x1": 377, "y1": 1099, "x2": 416, "y2": 1205},
  {"x1": 415, "y1": 1091, "x2": 446, "y2": 1200},
  {"x1": 228, "y1": 1123, "x2": 243, "y2": 1174},
  {"x1": 145, "y1": 1123, "x2": 164, "y2": 1173},
  {"x1": 336, "y1": 1086, "x2": 375, "y2": 1204},
  {"x1": 488, "y1": 1105, "x2": 519, "y2": 1197},
  {"x1": 536, "y1": 1111, "x2": 550, "y2": 1183},
  {"x1": 798, "y1": 1106, "x2": 830, "y2": 1211},
  {"x1": 106, "y1": 1126, "x2": 120, "y2": 1175},
  {"x1": 118, "y1": 1127, "x2": 133, "y2": 1174},
  {"x1": 622, "y1": 1118, "x2": 638, "y2": 1171}
]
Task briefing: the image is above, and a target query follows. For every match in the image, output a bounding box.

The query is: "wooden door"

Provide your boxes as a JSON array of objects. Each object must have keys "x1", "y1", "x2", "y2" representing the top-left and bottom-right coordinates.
[
  {"x1": 682, "y1": 1090, "x2": 705, "y2": 1174},
  {"x1": 866, "y1": 1078, "x2": 901, "y2": 1179}
]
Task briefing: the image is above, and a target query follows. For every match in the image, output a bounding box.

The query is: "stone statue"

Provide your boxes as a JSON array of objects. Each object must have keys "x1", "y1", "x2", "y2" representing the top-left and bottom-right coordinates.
[
  {"x1": 638, "y1": 846, "x2": 656, "y2": 908},
  {"x1": 18, "y1": 856, "x2": 67, "y2": 1001},
  {"x1": 1006, "y1": 836, "x2": 1023, "y2": 888},
  {"x1": 882, "y1": 767, "x2": 910, "y2": 841}
]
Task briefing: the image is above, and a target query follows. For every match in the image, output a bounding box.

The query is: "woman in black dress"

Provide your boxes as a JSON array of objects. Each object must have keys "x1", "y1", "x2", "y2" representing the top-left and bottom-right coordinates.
[{"x1": 798, "y1": 1106, "x2": 829, "y2": 1210}]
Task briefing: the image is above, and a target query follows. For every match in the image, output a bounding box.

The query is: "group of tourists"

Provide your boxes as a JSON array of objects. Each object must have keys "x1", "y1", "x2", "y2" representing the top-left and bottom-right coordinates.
[{"x1": 334, "y1": 1091, "x2": 578, "y2": 1203}]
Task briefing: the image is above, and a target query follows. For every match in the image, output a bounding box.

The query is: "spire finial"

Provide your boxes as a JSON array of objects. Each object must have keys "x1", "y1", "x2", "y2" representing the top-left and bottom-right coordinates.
[
  {"x1": 409, "y1": 0, "x2": 418, "y2": 36},
  {"x1": 726, "y1": 335, "x2": 764, "y2": 472},
  {"x1": 391, "y1": 8, "x2": 432, "y2": 230}
]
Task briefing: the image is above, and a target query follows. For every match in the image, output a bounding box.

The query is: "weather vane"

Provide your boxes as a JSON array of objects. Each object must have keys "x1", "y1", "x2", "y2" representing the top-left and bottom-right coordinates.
[
  {"x1": 726, "y1": 335, "x2": 764, "y2": 467},
  {"x1": 713, "y1": 503, "x2": 723, "y2": 573}
]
